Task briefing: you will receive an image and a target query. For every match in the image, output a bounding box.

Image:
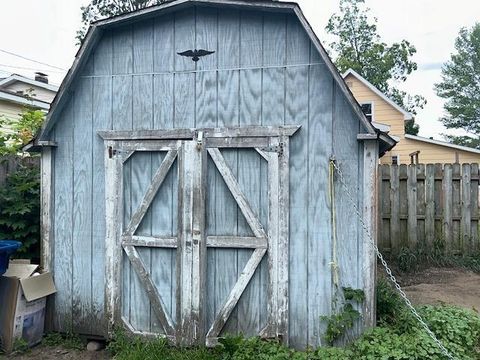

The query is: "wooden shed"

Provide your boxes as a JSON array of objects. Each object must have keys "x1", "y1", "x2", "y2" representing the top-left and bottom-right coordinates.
[{"x1": 36, "y1": 0, "x2": 395, "y2": 349}]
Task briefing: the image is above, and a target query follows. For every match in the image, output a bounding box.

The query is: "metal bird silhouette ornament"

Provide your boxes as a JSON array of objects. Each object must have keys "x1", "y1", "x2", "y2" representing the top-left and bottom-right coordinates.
[{"x1": 177, "y1": 49, "x2": 215, "y2": 62}]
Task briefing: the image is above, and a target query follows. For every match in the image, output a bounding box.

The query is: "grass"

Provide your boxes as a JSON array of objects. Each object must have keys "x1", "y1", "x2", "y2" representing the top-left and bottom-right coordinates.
[
  {"x1": 394, "y1": 241, "x2": 480, "y2": 273},
  {"x1": 42, "y1": 332, "x2": 84, "y2": 350}
]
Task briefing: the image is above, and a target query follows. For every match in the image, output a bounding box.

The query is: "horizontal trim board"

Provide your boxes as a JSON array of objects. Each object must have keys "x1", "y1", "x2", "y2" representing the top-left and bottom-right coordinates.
[
  {"x1": 78, "y1": 62, "x2": 325, "y2": 78},
  {"x1": 122, "y1": 236, "x2": 178, "y2": 248},
  {"x1": 98, "y1": 126, "x2": 301, "y2": 140},
  {"x1": 206, "y1": 137, "x2": 270, "y2": 148},
  {"x1": 122, "y1": 236, "x2": 268, "y2": 249},
  {"x1": 206, "y1": 236, "x2": 268, "y2": 249},
  {"x1": 357, "y1": 134, "x2": 378, "y2": 140},
  {"x1": 108, "y1": 140, "x2": 183, "y2": 151}
]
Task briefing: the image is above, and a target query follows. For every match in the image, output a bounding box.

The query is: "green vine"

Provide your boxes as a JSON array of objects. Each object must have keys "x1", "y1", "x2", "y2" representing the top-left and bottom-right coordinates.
[
  {"x1": 321, "y1": 287, "x2": 365, "y2": 345},
  {"x1": 343, "y1": 287, "x2": 365, "y2": 303}
]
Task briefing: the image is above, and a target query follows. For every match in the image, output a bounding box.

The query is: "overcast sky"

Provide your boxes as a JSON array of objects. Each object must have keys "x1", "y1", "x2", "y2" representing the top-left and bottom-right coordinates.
[{"x1": 1, "y1": 0, "x2": 479, "y2": 138}]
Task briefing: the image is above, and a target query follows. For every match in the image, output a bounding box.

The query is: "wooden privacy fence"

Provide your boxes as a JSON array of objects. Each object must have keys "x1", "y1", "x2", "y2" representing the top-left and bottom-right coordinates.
[
  {"x1": 378, "y1": 163, "x2": 480, "y2": 255},
  {"x1": 0, "y1": 156, "x2": 39, "y2": 186}
]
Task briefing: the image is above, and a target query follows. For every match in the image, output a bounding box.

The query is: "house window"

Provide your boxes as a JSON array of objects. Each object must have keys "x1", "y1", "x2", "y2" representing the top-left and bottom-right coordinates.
[
  {"x1": 360, "y1": 102, "x2": 373, "y2": 122},
  {"x1": 392, "y1": 155, "x2": 399, "y2": 165}
]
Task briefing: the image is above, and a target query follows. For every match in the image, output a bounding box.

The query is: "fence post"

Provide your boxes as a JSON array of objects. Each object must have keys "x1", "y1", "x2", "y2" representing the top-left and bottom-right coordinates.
[
  {"x1": 425, "y1": 164, "x2": 435, "y2": 248},
  {"x1": 407, "y1": 165, "x2": 417, "y2": 249},
  {"x1": 461, "y1": 164, "x2": 472, "y2": 252},
  {"x1": 390, "y1": 165, "x2": 400, "y2": 253},
  {"x1": 471, "y1": 164, "x2": 479, "y2": 253},
  {"x1": 442, "y1": 165, "x2": 453, "y2": 254}
]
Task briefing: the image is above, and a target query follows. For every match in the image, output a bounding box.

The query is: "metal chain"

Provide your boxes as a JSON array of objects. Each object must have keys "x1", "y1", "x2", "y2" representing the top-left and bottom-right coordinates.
[{"x1": 331, "y1": 160, "x2": 455, "y2": 360}]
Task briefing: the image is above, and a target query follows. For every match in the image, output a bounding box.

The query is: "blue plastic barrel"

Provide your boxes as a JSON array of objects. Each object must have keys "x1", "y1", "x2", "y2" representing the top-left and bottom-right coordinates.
[{"x1": 0, "y1": 240, "x2": 22, "y2": 275}]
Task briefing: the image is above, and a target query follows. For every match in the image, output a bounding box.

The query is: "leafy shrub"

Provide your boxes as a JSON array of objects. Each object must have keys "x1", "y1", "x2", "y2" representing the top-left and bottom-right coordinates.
[
  {"x1": 343, "y1": 287, "x2": 365, "y2": 303},
  {"x1": 351, "y1": 327, "x2": 438, "y2": 359},
  {"x1": 357, "y1": 305, "x2": 480, "y2": 359},
  {"x1": 311, "y1": 346, "x2": 352, "y2": 359},
  {"x1": 0, "y1": 165, "x2": 40, "y2": 260},
  {"x1": 321, "y1": 287, "x2": 365, "y2": 345},
  {"x1": 416, "y1": 305, "x2": 480, "y2": 359},
  {"x1": 218, "y1": 335, "x2": 244, "y2": 356},
  {"x1": 376, "y1": 278, "x2": 405, "y2": 326},
  {"x1": 0, "y1": 108, "x2": 44, "y2": 155},
  {"x1": 322, "y1": 303, "x2": 361, "y2": 345}
]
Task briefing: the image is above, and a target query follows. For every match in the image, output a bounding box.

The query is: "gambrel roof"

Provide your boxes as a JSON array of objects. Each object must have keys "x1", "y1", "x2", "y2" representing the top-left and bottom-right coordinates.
[{"x1": 38, "y1": 0, "x2": 395, "y2": 153}]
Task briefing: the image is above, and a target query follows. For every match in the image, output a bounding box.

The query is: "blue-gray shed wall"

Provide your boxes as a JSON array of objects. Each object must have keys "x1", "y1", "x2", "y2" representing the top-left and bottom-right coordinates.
[{"x1": 49, "y1": 6, "x2": 366, "y2": 348}]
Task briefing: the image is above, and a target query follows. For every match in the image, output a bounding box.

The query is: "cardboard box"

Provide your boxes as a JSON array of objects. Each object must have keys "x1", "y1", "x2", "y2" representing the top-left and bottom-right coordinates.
[{"x1": 0, "y1": 262, "x2": 56, "y2": 353}]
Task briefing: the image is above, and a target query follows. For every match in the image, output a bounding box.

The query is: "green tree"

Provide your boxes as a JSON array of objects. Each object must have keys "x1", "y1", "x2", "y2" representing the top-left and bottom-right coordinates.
[
  {"x1": 435, "y1": 23, "x2": 480, "y2": 149},
  {"x1": 405, "y1": 120, "x2": 419, "y2": 136},
  {"x1": 443, "y1": 134, "x2": 480, "y2": 150},
  {"x1": 0, "y1": 108, "x2": 44, "y2": 155},
  {"x1": 0, "y1": 102, "x2": 42, "y2": 260},
  {"x1": 326, "y1": 0, "x2": 425, "y2": 132},
  {"x1": 0, "y1": 165, "x2": 40, "y2": 260},
  {"x1": 77, "y1": 0, "x2": 167, "y2": 43}
]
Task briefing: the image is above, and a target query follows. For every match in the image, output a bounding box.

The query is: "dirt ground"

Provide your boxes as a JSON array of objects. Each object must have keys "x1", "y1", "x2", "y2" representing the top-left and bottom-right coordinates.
[
  {"x1": 3, "y1": 267, "x2": 480, "y2": 359},
  {"x1": 2, "y1": 345, "x2": 111, "y2": 359},
  {"x1": 399, "y1": 267, "x2": 480, "y2": 311}
]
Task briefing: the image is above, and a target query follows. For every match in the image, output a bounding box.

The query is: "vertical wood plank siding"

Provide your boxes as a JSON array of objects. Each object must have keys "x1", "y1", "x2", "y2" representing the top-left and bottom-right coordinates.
[{"x1": 49, "y1": 7, "x2": 369, "y2": 348}]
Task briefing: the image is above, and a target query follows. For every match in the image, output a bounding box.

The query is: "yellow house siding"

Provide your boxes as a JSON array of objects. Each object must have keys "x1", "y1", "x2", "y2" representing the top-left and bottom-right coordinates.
[
  {"x1": 0, "y1": 100, "x2": 23, "y2": 120},
  {"x1": 345, "y1": 74, "x2": 405, "y2": 137},
  {"x1": 383, "y1": 138, "x2": 480, "y2": 164},
  {"x1": 344, "y1": 72, "x2": 480, "y2": 165}
]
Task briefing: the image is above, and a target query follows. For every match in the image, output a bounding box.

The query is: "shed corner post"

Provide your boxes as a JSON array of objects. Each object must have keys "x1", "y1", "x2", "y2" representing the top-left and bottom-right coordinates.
[
  {"x1": 278, "y1": 135, "x2": 290, "y2": 344},
  {"x1": 40, "y1": 146, "x2": 54, "y2": 272},
  {"x1": 40, "y1": 145, "x2": 55, "y2": 333},
  {"x1": 362, "y1": 139, "x2": 379, "y2": 329},
  {"x1": 104, "y1": 140, "x2": 123, "y2": 336}
]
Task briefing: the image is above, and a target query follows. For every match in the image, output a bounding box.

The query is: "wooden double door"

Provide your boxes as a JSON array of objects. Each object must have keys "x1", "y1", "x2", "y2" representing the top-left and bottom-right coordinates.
[{"x1": 102, "y1": 126, "x2": 298, "y2": 346}]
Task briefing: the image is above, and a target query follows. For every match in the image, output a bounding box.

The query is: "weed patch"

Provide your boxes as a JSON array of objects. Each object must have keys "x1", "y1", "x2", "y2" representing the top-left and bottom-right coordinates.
[
  {"x1": 106, "y1": 303, "x2": 480, "y2": 360},
  {"x1": 395, "y1": 243, "x2": 480, "y2": 274},
  {"x1": 42, "y1": 332, "x2": 84, "y2": 350}
]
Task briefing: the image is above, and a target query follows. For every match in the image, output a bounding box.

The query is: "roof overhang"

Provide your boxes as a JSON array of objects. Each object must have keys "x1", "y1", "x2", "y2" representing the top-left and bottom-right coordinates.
[
  {"x1": 39, "y1": 0, "x2": 379, "y2": 141},
  {"x1": 0, "y1": 90, "x2": 50, "y2": 110},
  {"x1": 405, "y1": 134, "x2": 480, "y2": 155},
  {"x1": 358, "y1": 131, "x2": 397, "y2": 157},
  {"x1": 0, "y1": 74, "x2": 59, "y2": 92}
]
